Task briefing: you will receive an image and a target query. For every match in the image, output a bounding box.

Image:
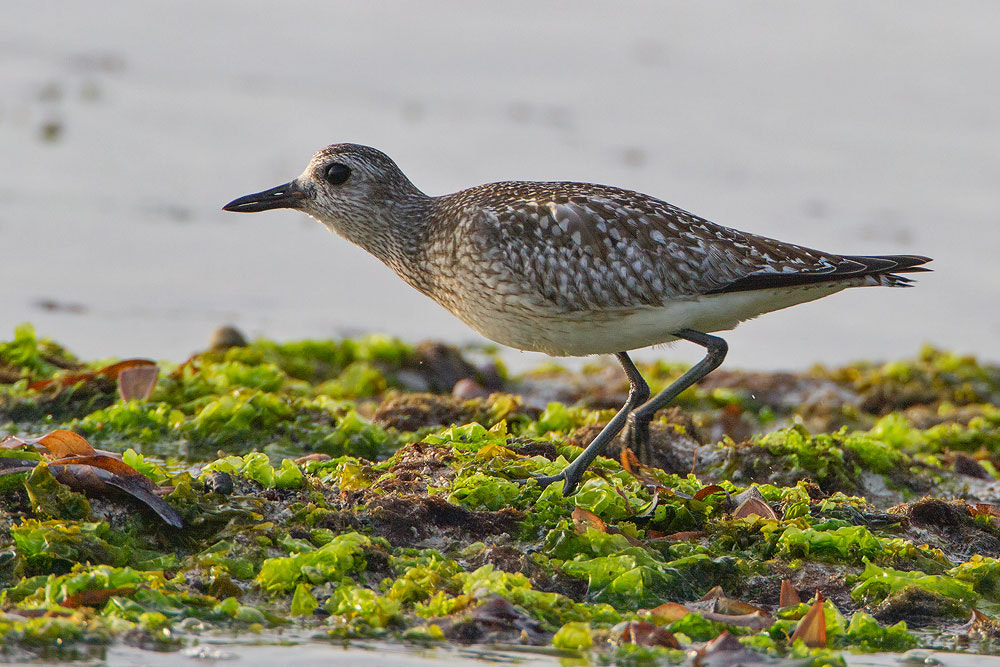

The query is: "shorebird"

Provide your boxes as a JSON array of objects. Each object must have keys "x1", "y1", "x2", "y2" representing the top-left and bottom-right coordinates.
[{"x1": 223, "y1": 143, "x2": 931, "y2": 495}]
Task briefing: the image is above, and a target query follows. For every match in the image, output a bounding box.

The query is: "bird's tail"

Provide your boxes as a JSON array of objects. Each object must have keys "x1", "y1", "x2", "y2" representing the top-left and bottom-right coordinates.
[{"x1": 842, "y1": 254, "x2": 933, "y2": 288}]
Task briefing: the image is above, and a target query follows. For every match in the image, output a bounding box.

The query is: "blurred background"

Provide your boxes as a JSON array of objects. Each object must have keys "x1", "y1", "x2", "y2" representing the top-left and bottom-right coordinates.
[{"x1": 2, "y1": 2, "x2": 997, "y2": 370}]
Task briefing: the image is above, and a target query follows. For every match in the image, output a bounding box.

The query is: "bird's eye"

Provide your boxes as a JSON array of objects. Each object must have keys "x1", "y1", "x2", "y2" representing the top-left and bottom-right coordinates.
[{"x1": 324, "y1": 162, "x2": 351, "y2": 185}]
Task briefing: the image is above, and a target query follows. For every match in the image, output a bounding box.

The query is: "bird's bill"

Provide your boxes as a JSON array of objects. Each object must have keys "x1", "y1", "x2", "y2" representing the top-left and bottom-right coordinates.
[{"x1": 222, "y1": 181, "x2": 307, "y2": 212}]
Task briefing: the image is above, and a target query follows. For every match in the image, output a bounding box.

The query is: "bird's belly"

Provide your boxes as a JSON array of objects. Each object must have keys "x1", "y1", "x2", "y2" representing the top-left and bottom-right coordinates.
[{"x1": 450, "y1": 283, "x2": 848, "y2": 356}]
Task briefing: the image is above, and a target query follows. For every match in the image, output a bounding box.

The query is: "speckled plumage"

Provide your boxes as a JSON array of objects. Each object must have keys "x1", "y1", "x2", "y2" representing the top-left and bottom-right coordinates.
[
  {"x1": 224, "y1": 143, "x2": 930, "y2": 356},
  {"x1": 223, "y1": 143, "x2": 931, "y2": 495}
]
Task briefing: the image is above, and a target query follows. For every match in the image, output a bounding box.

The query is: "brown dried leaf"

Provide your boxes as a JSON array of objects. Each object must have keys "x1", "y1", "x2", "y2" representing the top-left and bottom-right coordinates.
[
  {"x1": 646, "y1": 602, "x2": 692, "y2": 623},
  {"x1": 958, "y1": 609, "x2": 990, "y2": 634},
  {"x1": 48, "y1": 462, "x2": 111, "y2": 493},
  {"x1": 732, "y1": 497, "x2": 778, "y2": 520},
  {"x1": 295, "y1": 453, "x2": 332, "y2": 464},
  {"x1": 702, "y1": 631, "x2": 744, "y2": 654},
  {"x1": 619, "y1": 446, "x2": 674, "y2": 490},
  {"x1": 613, "y1": 620, "x2": 680, "y2": 648},
  {"x1": 694, "y1": 629, "x2": 769, "y2": 666},
  {"x1": 970, "y1": 504, "x2": 1000, "y2": 518},
  {"x1": 732, "y1": 485, "x2": 766, "y2": 506},
  {"x1": 0, "y1": 435, "x2": 30, "y2": 450},
  {"x1": 701, "y1": 610, "x2": 774, "y2": 631},
  {"x1": 118, "y1": 365, "x2": 159, "y2": 401},
  {"x1": 468, "y1": 594, "x2": 546, "y2": 640},
  {"x1": 620, "y1": 447, "x2": 640, "y2": 474},
  {"x1": 48, "y1": 457, "x2": 182, "y2": 528},
  {"x1": 700, "y1": 585, "x2": 726, "y2": 601},
  {"x1": 621, "y1": 533, "x2": 646, "y2": 548},
  {"x1": 50, "y1": 455, "x2": 149, "y2": 481},
  {"x1": 29, "y1": 358, "x2": 157, "y2": 391},
  {"x1": 570, "y1": 507, "x2": 647, "y2": 547},
  {"x1": 693, "y1": 484, "x2": 726, "y2": 501},
  {"x1": 690, "y1": 586, "x2": 769, "y2": 619},
  {"x1": 780, "y1": 579, "x2": 802, "y2": 607},
  {"x1": 36, "y1": 430, "x2": 96, "y2": 458},
  {"x1": 2, "y1": 432, "x2": 120, "y2": 461},
  {"x1": 790, "y1": 597, "x2": 827, "y2": 648},
  {"x1": 714, "y1": 597, "x2": 770, "y2": 617},
  {"x1": 572, "y1": 507, "x2": 607, "y2": 534},
  {"x1": 62, "y1": 587, "x2": 137, "y2": 609}
]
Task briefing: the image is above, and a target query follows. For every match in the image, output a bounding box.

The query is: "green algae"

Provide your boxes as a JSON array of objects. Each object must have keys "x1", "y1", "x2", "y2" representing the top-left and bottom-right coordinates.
[
  {"x1": 23, "y1": 465, "x2": 92, "y2": 521},
  {"x1": 3, "y1": 326, "x2": 1000, "y2": 662},
  {"x1": 844, "y1": 611, "x2": 917, "y2": 652},
  {"x1": 256, "y1": 532, "x2": 370, "y2": 594},
  {"x1": 552, "y1": 620, "x2": 593, "y2": 649},
  {"x1": 851, "y1": 560, "x2": 979, "y2": 610},
  {"x1": 201, "y1": 453, "x2": 304, "y2": 490},
  {"x1": 0, "y1": 324, "x2": 79, "y2": 382},
  {"x1": 824, "y1": 345, "x2": 1000, "y2": 409},
  {"x1": 776, "y1": 525, "x2": 885, "y2": 565}
]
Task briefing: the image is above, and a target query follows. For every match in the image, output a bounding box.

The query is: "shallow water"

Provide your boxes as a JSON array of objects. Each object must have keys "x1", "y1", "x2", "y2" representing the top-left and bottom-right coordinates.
[
  {"x1": 11, "y1": 638, "x2": 563, "y2": 667},
  {"x1": 103, "y1": 641, "x2": 565, "y2": 667},
  {"x1": 2, "y1": 4, "x2": 998, "y2": 370},
  {"x1": 17, "y1": 639, "x2": 1000, "y2": 667}
]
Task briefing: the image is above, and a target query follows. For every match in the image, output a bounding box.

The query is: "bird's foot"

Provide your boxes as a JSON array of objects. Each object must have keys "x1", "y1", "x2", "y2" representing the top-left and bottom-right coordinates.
[{"x1": 518, "y1": 469, "x2": 583, "y2": 497}]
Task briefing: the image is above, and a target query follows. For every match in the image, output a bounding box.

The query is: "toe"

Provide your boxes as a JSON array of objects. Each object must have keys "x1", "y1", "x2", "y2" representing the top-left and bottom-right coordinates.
[{"x1": 525, "y1": 472, "x2": 564, "y2": 490}]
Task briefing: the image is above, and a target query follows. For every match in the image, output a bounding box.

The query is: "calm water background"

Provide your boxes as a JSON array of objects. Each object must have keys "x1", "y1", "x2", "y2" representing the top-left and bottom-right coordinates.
[{"x1": 2, "y1": 2, "x2": 998, "y2": 371}]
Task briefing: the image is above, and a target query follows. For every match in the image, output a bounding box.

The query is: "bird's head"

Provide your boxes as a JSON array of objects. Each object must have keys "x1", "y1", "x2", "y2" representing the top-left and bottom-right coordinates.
[{"x1": 223, "y1": 143, "x2": 428, "y2": 246}]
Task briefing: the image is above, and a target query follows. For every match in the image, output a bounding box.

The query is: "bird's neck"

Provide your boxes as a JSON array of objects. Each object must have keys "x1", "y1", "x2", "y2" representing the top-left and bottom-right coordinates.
[{"x1": 334, "y1": 192, "x2": 439, "y2": 296}]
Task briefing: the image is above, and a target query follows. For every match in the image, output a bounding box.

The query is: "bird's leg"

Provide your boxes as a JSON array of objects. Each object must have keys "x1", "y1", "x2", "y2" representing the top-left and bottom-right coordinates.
[
  {"x1": 625, "y1": 329, "x2": 728, "y2": 462},
  {"x1": 531, "y1": 352, "x2": 650, "y2": 496}
]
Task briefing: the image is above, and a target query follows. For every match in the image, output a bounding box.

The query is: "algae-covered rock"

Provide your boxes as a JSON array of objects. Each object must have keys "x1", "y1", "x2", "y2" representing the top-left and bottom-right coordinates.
[{"x1": 2, "y1": 325, "x2": 1000, "y2": 662}]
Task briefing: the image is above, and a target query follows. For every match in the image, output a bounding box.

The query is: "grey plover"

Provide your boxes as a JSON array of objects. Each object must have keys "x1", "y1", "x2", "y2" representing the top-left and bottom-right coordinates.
[{"x1": 223, "y1": 143, "x2": 931, "y2": 495}]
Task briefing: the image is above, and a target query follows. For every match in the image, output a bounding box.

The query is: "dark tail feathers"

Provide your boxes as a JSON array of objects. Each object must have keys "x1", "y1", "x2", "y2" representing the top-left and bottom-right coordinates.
[{"x1": 708, "y1": 254, "x2": 933, "y2": 293}]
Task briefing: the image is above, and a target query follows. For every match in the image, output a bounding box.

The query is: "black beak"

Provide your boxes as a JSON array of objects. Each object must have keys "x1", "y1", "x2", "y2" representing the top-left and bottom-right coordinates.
[{"x1": 222, "y1": 181, "x2": 308, "y2": 213}]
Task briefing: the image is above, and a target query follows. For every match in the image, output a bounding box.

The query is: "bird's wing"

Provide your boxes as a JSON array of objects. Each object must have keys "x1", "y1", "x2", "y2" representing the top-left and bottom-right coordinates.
[{"x1": 462, "y1": 181, "x2": 912, "y2": 312}]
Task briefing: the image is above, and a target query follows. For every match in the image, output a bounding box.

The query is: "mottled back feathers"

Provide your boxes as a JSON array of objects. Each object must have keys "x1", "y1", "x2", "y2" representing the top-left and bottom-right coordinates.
[{"x1": 432, "y1": 180, "x2": 930, "y2": 313}]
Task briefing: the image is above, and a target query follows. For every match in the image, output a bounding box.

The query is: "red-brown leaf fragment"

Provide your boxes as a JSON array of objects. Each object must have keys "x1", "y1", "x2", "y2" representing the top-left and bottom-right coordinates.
[
  {"x1": 645, "y1": 602, "x2": 773, "y2": 632},
  {"x1": 732, "y1": 497, "x2": 778, "y2": 520},
  {"x1": 696, "y1": 586, "x2": 771, "y2": 617},
  {"x1": 646, "y1": 602, "x2": 691, "y2": 623},
  {"x1": 619, "y1": 447, "x2": 675, "y2": 490},
  {"x1": 62, "y1": 587, "x2": 137, "y2": 609},
  {"x1": 701, "y1": 610, "x2": 774, "y2": 631},
  {"x1": 620, "y1": 447, "x2": 640, "y2": 475},
  {"x1": 693, "y1": 484, "x2": 726, "y2": 501},
  {"x1": 714, "y1": 597, "x2": 770, "y2": 617},
  {"x1": 780, "y1": 579, "x2": 802, "y2": 607},
  {"x1": 612, "y1": 620, "x2": 680, "y2": 648},
  {"x1": 35, "y1": 430, "x2": 96, "y2": 458},
  {"x1": 118, "y1": 365, "x2": 159, "y2": 401},
  {"x1": 295, "y1": 453, "x2": 332, "y2": 464},
  {"x1": 790, "y1": 597, "x2": 827, "y2": 648},
  {"x1": 0, "y1": 435, "x2": 30, "y2": 451},
  {"x1": 970, "y1": 504, "x2": 1000, "y2": 518},
  {"x1": 29, "y1": 358, "x2": 157, "y2": 391},
  {"x1": 571, "y1": 507, "x2": 607, "y2": 534},
  {"x1": 700, "y1": 585, "x2": 726, "y2": 601}
]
